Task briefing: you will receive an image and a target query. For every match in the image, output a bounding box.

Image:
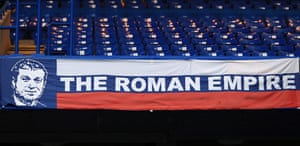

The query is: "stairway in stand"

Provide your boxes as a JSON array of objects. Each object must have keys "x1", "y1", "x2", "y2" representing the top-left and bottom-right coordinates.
[{"x1": 8, "y1": 39, "x2": 45, "y2": 55}]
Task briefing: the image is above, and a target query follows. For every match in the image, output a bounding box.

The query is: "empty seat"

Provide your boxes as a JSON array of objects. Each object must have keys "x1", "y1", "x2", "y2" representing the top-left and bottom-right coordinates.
[
  {"x1": 245, "y1": 45, "x2": 270, "y2": 52},
  {"x1": 5, "y1": 0, "x2": 300, "y2": 58}
]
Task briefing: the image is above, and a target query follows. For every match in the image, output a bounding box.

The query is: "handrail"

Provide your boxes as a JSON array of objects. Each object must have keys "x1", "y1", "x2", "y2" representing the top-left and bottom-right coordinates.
[
  {"x1": 0, "y1": 0, "x2": 45, "y2": 55},
  {"x1": 36, "y1": 0, "x2": 41, "y2": 54},
  {"x1": 14, "y1": 0, "x2": 19, "y2": 54},
  {"x1": 69, "y1": 0, "x2": 74, "y2": 56}
]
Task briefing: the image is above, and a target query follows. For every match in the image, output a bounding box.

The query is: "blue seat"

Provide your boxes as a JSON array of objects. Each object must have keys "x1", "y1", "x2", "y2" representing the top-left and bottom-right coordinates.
[
  {"x1": 287, "y1": 32, "x2": 300, "y2": 40},
  {"x1": 288, "y1": 38, "x2": 300, "y2": 46},
  {"x1": 95, "y1": 17, "x2": 114, "y2": 24},
  {"x1": 171, "y1": 44, "x2": 194, "y2": 52},
  {"x1": 250, "y1": 26, "x2": 271, "y2": 33},
  {"x1": 209, "y1": 0, "x2": 231, "y2": 10},
  {"x1": 141, "y1": 32, "x2": 164, "y2": 40},
  {"x1": 261, "y1": 32, "x2": 284, "y2": 40},
  {"x1": 73, "y1": 44, "x2": 93, "y2": 56},
  {"x1": 143, "y1": 37, "x2": 167, "y2": 46},
  {"x1": 207, "y1": 26, "x2": 227, "y2": 33},
  {"x1": 96, "y1": 44, "x2": 119, "y2": 56},
  {"x1": 167, "y1": 0, "x2": 189, "y2": 9},
  {"x1": 223, "y1": 18, "x2": 246, "y2": 29},
  {"x1": 184, "y1": 27, "x2": 206, "y2": 34},
  {"x1": 119, "y1": 37, "x2": 143, "y2": 46},
  {"x1": 42, "y1": 0, "x2": 59, "y2": 9},
  {"x1": 226, "y1": 50, "x2": 250, "y2": 56},
  {"x1": 271, "y1": 46, "x2": 294, "y2": 52},
  {"x1": 96, "y1": 37, "x2": 117, "y2": 45},
  {"x1": 216, "y1": 38, "x2": 238, "y2": 45},
  {"x1": 146, "y1": 44, "x2": 171, "y2": 56},
  {"x1": 190, "y1": 2, "x2": 210, "y2": 10},
  {"x1": 137, "y1": 22, "x2": 158, "y2": 29},
  {"x1": 196, "y1": 45, "x2": 219, "y2": 53},
  {"x1": 232, "y1": 1, "x2": 250, "y2": 10},
  {"x1": 229, "y1": 27, "x2": 250, "y2": 33},
  {"x1": 146, "y1": 44, "x2": 169, "y2": 52},
  {"x1": 95, "y1": 29, "x2": 116, "y2": 37},
  {"x1": 287, "y1": 17, "x2": 300, "y2": 29},
  {"x1": 104, "y1": 0, "x2": 122, "y2": 8},
  {"x1": 123, "y1": 0, "x2": 145, "y2": 9},
  {"x1": 73, "y1": 37, "x2": 92, "y2": 46},
  {"x1": 239, "y1": 38, "x2": 262, "y2": 45},
  {"x1": 97, "y1": 51, "x2": 120, "y2": 56},
  {"x1": 145, "y1": 0, "x2": 166, "y2": 9},
  {"x1": 277, "y1": 51, "x2": 297, "y2": 57},
  {"x1": 220, "y1": 45, "x2": 244, "y2": 52},
  {"x1": 179, "y1": 16, "x2": 201, "y2": 27},
  {"x1": 121, "y1": 50, "x2": 146, "y2": 56},
  {"x1": 237, "y1": 32, "x2": 260, "y2": 40},
  {"x1": 273, "y1": 27, "x2": 293, "y2": 33},
  {"x1": 166, "y1": 32, "x2": 186, "y2": 40},
  {"x1": 139, "y1": 26, "x2": 160, "y2": 33},
  {"x1": 263, "y1": 38, "x2": 286, "y2": 46},
  {"x1": 214, "y1": 32, "x2": 238, "y2": 45},
  {"x1": 168, "y1": 38, "x2": 190, "y2": 45},
  {"x1": 192, "y1": 38, "x2": 215, "y2": 45},
  {"x1": 251, "y1": 1, "x2": 273, "y2": 10},
  {"x1": 245, "y1": 45, "x2": 269, "y2": 52},
  {"x1": 272, "y1": 1, "x2": 293, "y2": 11},
  {"x1": 206, "y1": 50, "x2": 225, "y2": 56},
  {"x1": 173, "y1": 50, "x2": 197, "y2": 56},
  {"x1": 287, "y1": 32, "x2": 300, "y2": 45},
  {"x1": 266, "y1": 17, "x2": 287, "y2": 27},
  {"x1": 202, "y1": 17, "x2": 222, "y2": 28},
  {"x1": 148, "y1": 51, "x2": 172, "y2": 56},
  {"x1": 213, "y1": 32, "x2": 235, "y2": 40},
  {"x1": 121, "y1": 44, "x2": 144, "y2": 52},
  {"x1": 252, "y1": 51, "x2": 275, "y2": 57},
  {"x1": 190, "y1": 32, "x2": 210, "y2": 39},
  {"x1": 162, "y1": 26, "x2": 183, "y2": 33}
]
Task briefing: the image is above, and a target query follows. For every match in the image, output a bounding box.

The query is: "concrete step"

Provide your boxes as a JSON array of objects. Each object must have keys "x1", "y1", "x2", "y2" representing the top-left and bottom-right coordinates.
[{"x1": 8, "y1": 39, "x2": 45, "y2": 55}]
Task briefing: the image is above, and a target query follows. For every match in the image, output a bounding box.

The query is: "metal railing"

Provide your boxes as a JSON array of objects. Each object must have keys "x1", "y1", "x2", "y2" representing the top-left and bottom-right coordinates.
[
  {"x1": 0, "y1": 0, "x2": 74, "y2": 55},
  {"x1": 0, "y1": 0, "x2": 19, "y2": 54}
]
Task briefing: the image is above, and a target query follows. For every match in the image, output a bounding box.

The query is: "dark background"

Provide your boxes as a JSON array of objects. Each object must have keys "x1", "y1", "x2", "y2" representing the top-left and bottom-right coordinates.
[{"x1": 1, "y1": 109, "x2": 300, "y2": 146}]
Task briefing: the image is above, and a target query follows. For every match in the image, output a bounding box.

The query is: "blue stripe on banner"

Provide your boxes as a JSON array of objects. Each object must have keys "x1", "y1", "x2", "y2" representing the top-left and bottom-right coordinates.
[{"x1": 57, "y1": 74, "x2": 300, "y2": 93}]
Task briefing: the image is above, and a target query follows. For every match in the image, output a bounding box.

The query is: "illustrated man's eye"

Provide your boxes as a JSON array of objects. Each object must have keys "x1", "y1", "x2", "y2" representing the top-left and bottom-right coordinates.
[
  {"x1": 21, "y1": 76, "x2": 30, "y2": 82},
  {"x1": 34, "y1": 77, "x2": 43, "y2": 83}
]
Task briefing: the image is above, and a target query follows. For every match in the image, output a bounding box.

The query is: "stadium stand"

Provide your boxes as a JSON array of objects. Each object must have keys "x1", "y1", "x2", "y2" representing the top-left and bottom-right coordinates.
[
  {"x1": 1, "y1": 0, "x2": 300, "y2": 145},
  {"x1": 0, "y1": 0, "x2": 299, "y2": 57}
]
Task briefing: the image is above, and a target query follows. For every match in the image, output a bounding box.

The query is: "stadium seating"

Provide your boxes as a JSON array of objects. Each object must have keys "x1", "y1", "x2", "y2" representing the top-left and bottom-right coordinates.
[{"x1": 3, "y1": 0, "x2": 300, "y2": 57}]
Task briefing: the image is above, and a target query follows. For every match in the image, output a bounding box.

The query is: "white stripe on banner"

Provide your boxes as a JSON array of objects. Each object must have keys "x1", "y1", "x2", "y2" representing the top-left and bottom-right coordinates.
[{"x1": 57, "y1": 58, "x2": 299, "y2": 76}]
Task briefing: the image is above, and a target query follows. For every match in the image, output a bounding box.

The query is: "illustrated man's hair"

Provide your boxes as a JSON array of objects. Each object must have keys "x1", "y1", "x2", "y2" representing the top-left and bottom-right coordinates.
[{"x1": 11, "y1": 58, "x2": 48, "y2": 82}]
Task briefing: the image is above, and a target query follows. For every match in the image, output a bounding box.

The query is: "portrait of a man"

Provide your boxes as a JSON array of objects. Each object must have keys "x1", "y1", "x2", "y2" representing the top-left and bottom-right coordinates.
[{"x1": 10, "y1": 59, "x2": 48, "y2": 107}]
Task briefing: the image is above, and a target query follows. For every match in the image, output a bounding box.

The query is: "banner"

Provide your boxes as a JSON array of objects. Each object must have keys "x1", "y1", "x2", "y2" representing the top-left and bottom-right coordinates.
[{"x1": 1, "y1": 57, "x2": 300, "y2": 110}]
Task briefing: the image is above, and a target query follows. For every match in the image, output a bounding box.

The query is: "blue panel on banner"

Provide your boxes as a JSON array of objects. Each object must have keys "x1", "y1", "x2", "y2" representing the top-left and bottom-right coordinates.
[{"x1": 1, "y1": 57, "x2": 57, "y2": 109}]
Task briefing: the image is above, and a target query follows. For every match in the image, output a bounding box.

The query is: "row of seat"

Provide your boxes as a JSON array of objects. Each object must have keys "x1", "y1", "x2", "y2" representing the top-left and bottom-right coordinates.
[
  {"x1": 11, "y1": 15, "x2": 300, "y2": 38},
  {"x1": 45, "y1": 15, "x2": 300, "y2": 56},
  {"x1": 8, "y1": 14, "x2": 300, "y2": 57},
  {"x1": 9, "y1": 0, "x2": 300, "y2": 10},
  {"x1": 5, "y1": 0, "x2": 300, "y2": 57}
]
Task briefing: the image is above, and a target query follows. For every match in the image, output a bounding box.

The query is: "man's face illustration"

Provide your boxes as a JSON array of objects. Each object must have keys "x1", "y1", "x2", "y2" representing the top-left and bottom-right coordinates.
[{"x1": 13, "y1": 68, "x2": 45, "y2": 101}]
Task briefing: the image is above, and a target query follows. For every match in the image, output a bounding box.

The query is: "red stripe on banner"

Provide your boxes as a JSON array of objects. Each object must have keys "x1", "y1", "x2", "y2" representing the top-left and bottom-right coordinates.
[{"x1": 57, "y1": 91, "x2": 300, "y2": 110}]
